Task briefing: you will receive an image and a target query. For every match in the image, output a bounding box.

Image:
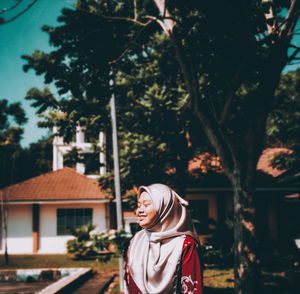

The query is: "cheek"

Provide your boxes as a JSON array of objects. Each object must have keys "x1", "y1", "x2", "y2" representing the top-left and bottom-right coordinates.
[{"x1": 147, "y1": 209, "x2": 157, "y2": 223}]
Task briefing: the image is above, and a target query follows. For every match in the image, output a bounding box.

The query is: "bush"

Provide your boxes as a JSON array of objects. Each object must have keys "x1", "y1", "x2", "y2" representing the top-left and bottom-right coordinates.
[
  {"x1": 202, "y1": 217, "x2": 234, "y2": 267},
  {"x1": 110, "y1": 230, "x2": 132, "y2": 258},
  {"x1": 66, "y1": 225, "x2": 131, "y2": 261},
  {"x1": 66, "y1": 224, "x2": 98, "y2": 260}
]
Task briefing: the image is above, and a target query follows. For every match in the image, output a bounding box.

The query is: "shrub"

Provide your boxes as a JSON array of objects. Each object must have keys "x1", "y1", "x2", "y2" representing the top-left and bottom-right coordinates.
[{"x1": 66, "y1": 224, "x2": 97, "y2": 260}]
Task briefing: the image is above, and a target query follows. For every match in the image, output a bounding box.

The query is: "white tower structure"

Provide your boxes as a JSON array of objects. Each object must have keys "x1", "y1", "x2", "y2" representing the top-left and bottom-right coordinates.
[{"x1": 52, "y1": 125, "x2": 106, "y2": 177}]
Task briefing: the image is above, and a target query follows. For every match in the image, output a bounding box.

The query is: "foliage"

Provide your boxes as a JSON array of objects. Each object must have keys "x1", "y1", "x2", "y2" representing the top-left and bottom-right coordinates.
[
  {"x1": 22, "y1": 1, "x2": 204, "y2": 194},
  {"x1": 0, "y1": 98, "x2": 53, "y2": 188},
  {"x1": 203, "y1": 217, "x2": 234, "y2": 267},
  {"x1": 109, "y1": 229, "x2": 132, "y2": 258},
  {"x1": 0, "y1": 99, "x2": 27, "y2": 188},
  {"x1": 66, "y1": 224, "x2": 98, "y2": 259},
  {"x1": 267, "y1": 69, "x2": 300, "y2": 183},
  {"x1": 92, "y1": 232, "x2": 110, "y2": 251},
  {"x1": 66, "y1": 225, "x2": 130, "y2": 261},
  {"x1": 123, "y1": 189, "x2": 138, "y2": 210},
  {"x1": 17, "y1": 136, "x2": 53, "y2": 180}
]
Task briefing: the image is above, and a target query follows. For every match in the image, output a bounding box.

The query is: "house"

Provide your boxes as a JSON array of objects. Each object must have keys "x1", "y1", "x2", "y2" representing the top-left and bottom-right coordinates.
[
  {"x1": 184, "y1": 148, "x2": 300, "y2": 252},
  {"x1": 0, "y1": 127, "x2": 137, "y2": 254},
  {"x1": 0, "y1": 168, "x2": 110, "y2": 254}
]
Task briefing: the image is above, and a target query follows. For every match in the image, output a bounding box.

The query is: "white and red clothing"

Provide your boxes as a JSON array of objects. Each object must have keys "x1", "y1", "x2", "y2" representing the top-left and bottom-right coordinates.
[
  {"x1": 125, "y1": 235, "x2": 203, "y2": 293},
  {"x1": 124, "y1": 184, "x2": 203, "y2": 294}
]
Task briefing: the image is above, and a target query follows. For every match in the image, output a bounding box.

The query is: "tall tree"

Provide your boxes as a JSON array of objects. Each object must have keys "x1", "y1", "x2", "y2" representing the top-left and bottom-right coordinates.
[
  {"x1": 22, "y1": 1, "x2": 300, "y2": 293},
  {"x1": 148, "y1": 1, "x2": 300, "y2": 293},
  {"x1": 0, "y1": 98, "x2": 27, "y2": 264}
]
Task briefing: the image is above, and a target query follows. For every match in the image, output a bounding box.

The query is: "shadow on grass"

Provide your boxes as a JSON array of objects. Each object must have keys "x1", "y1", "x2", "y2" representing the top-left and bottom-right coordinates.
[
  {"x1": 262, "y1": 270, "x2": 300, "y2": 294},
  {"x1": 204, "y1": 274, "x2": 300, "y2": 294},
  {"x1": 204, "y1": 287, "x2": 234, "y2": 294}
]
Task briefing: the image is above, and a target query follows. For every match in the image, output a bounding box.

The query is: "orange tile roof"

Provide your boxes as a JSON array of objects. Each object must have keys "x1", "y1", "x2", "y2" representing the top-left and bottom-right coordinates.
[
  {"x1": 0, "y1": 167, "x2": 107, "y2": 202},
  {"x1": 256, "y1": 148, "x2": 292, "y2": 177},
  {"x1": 187, "y1": 148, "x2": 292, "y2": 178}
]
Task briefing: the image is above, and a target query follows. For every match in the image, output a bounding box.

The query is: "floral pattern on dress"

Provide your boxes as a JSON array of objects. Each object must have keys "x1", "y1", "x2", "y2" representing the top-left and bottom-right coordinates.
[{"x1": 181, "y1": 274, "x2": 199, "y2": 294}]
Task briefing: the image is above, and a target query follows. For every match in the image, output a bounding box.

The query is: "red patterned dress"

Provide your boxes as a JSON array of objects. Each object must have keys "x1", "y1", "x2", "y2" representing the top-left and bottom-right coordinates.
[{"x1": 125, "y1": 235, "x2": 203, "y2": 294}]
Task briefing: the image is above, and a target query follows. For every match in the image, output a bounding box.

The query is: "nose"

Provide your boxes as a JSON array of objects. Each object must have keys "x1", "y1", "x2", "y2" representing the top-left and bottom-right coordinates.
[{"x1": 136, "y1": 206, "x2": 145, "y2": 215}]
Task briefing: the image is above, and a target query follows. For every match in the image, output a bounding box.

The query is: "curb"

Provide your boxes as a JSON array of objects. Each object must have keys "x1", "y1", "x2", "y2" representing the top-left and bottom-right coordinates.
[
  {"x1": 99, "y1": 273, "x2": 117, "y2": 294},
  {"x1": 38, "y1": 268, "x2": 93, "y2": 294}
]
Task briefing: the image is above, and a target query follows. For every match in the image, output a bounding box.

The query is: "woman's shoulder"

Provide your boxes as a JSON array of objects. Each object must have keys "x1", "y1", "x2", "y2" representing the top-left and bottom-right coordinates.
[
  {"x1": 184, "y1": 235, "x2": 199, "y2": 244},
  {"x1": 182, "y1": 235, "x2": 200, "y2": 250}
]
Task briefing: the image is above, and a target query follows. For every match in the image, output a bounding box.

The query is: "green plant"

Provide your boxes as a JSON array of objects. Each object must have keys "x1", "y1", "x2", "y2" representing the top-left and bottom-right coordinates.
[
  {"x1": 110, "y1": 230, "x2": 132, "y2": 258},
  {"x1": 92, "y1": 232, "x2": 110, "y2": 251},
  {"x1": 66, "y1": 224, "x2": 97, "y2": 260}
]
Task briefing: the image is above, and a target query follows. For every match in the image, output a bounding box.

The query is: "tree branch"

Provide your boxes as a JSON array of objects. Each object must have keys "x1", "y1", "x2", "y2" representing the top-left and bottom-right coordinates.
[
  {"x1": 220, "y1": 56, "x2": 249, "y2": 124},
  {"x1": 0, "y1": 0, "x2": 38, "y2": 24},
  {"x1": 109, "y1": 19, "x2": 155, "y2": 64},
  {"x1": 280, "y1": 0, "x2": 300, "y2": 42},
  {"x1": 288, "y1": 48, "x2": 300, "y2": 61},
  {"x1": 133, "y1": 0, "x2": 138, "y2": 20},
  {"x1": 0, "y1": 0, "x2": 22, "y2": 14},
  {"x1": 262, "y1": 0, "x2": 277, "y2": 35},
  {"x1": 152, "y1": 0, "x2": 176, "y2": 35},
  {"x1": 151, "y1": 0, "x2": 237, "y2": 176},
  {"x1": 76, "y1": 5, "x2": 149, "y2": 27}
]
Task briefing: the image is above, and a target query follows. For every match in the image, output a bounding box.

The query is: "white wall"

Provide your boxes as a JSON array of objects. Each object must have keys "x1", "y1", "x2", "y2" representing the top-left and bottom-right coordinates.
[
  {"x1": 39, "y1": 203, "x2": 107, "y2": 254},
  {"x1": 0, "y1": 205, "x2": 33, "y2": 254}
]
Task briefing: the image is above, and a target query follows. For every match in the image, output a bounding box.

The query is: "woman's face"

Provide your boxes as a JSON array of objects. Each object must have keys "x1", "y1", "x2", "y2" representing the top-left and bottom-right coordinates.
[{"x1": 136, "y1": 191, "x2": 157, "y2": 229}]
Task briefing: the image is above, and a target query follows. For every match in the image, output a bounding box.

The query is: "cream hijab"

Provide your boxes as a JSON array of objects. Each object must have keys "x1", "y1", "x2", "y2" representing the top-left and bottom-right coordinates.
[{"x1": 126, "y1": 184, "x2": 198, "y2": 294}]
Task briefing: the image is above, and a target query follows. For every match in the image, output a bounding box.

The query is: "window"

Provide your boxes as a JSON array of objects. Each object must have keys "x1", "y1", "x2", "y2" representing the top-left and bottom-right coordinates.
[{"x1": 57, "y1": 208, "x2": 93, "y2": 235}]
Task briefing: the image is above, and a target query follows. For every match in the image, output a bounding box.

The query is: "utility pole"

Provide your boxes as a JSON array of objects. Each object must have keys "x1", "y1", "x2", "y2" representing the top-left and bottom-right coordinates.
[{"x1": 110, "y1": 71, "x2": 124, "y2": 291}]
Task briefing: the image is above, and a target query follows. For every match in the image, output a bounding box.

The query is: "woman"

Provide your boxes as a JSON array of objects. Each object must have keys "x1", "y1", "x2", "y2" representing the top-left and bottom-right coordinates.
[{"x1": 124, "y1": 183, "x2": 203, "y2": 294}]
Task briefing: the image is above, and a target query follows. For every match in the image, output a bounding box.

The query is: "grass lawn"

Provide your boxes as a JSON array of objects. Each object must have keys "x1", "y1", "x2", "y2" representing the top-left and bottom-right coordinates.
[
  {"x1": 204, "y1": 267, "x2": 234, "y2": 289},
  {"x1": 0, "y1": 254, "x2": 118, "y2": 273},
  {"x1": 108, "y1": 266, "x2": 296, "y2": 294},
  {"x1": 1, "y1": 256, "x2": 299, "y2": 293}
]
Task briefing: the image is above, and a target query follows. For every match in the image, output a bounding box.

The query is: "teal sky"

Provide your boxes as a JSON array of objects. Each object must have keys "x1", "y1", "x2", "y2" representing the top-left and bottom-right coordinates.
[{"x1": 0, "y1": 0, "x2": 74, "y2": 147}]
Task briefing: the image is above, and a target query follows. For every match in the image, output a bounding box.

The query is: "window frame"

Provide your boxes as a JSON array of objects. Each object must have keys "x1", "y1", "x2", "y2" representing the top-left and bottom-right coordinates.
[{"x1": 56, "y1": 208, "x2": 93, "y2": 236}]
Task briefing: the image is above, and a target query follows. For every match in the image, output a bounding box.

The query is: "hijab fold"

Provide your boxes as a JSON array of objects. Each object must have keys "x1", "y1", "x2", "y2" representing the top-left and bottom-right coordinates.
[{"x1": 126, "y1": 184, "x2": 198, "y2": 294}]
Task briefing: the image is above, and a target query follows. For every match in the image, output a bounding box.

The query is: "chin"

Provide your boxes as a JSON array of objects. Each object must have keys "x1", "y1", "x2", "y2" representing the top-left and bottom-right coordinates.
[{"x1": 139, "y1": 221, "x2": 149, "y2": 228}]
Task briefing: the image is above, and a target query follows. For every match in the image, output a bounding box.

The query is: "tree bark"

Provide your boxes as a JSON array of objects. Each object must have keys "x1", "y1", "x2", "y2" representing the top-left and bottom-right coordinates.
[
  {"x1": 231, "y1": 170, "x2": 260, "y2": 294},
  {"x1": 1, "y1": 192, "x2": 9, "y2": 265}
]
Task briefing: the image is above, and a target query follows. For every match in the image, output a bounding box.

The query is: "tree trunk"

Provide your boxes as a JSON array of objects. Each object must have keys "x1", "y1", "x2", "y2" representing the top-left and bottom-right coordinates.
[
  {"x1": 4, "y1": 211, "x2": 9, "y2": 265},
  {"x1": 232, "y1": 170, "x2": 261, "y2": 294},
  {"x1": 1, "y1": 199, "x2": 9, "y2": 265}
]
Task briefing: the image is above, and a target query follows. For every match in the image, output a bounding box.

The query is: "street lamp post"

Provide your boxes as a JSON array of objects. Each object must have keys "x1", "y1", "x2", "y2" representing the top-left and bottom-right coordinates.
[{"x1": 110, "y1": 71, "x2": 124, "y2": 292}]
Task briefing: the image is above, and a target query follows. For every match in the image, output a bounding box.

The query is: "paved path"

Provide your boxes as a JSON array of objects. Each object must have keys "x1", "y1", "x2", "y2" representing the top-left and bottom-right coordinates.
[
  {"x1": 0, "y1": 281, "x2": 53, "y2": 294},
  {"x1": 71, "y1": 271, "x2": 117, "y2": 294}
]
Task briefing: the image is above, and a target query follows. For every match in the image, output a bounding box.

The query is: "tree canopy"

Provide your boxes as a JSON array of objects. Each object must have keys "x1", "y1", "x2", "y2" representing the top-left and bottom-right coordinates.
[{"x1": 22, "y1": 1, "x2": 206, "y2": 193}]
